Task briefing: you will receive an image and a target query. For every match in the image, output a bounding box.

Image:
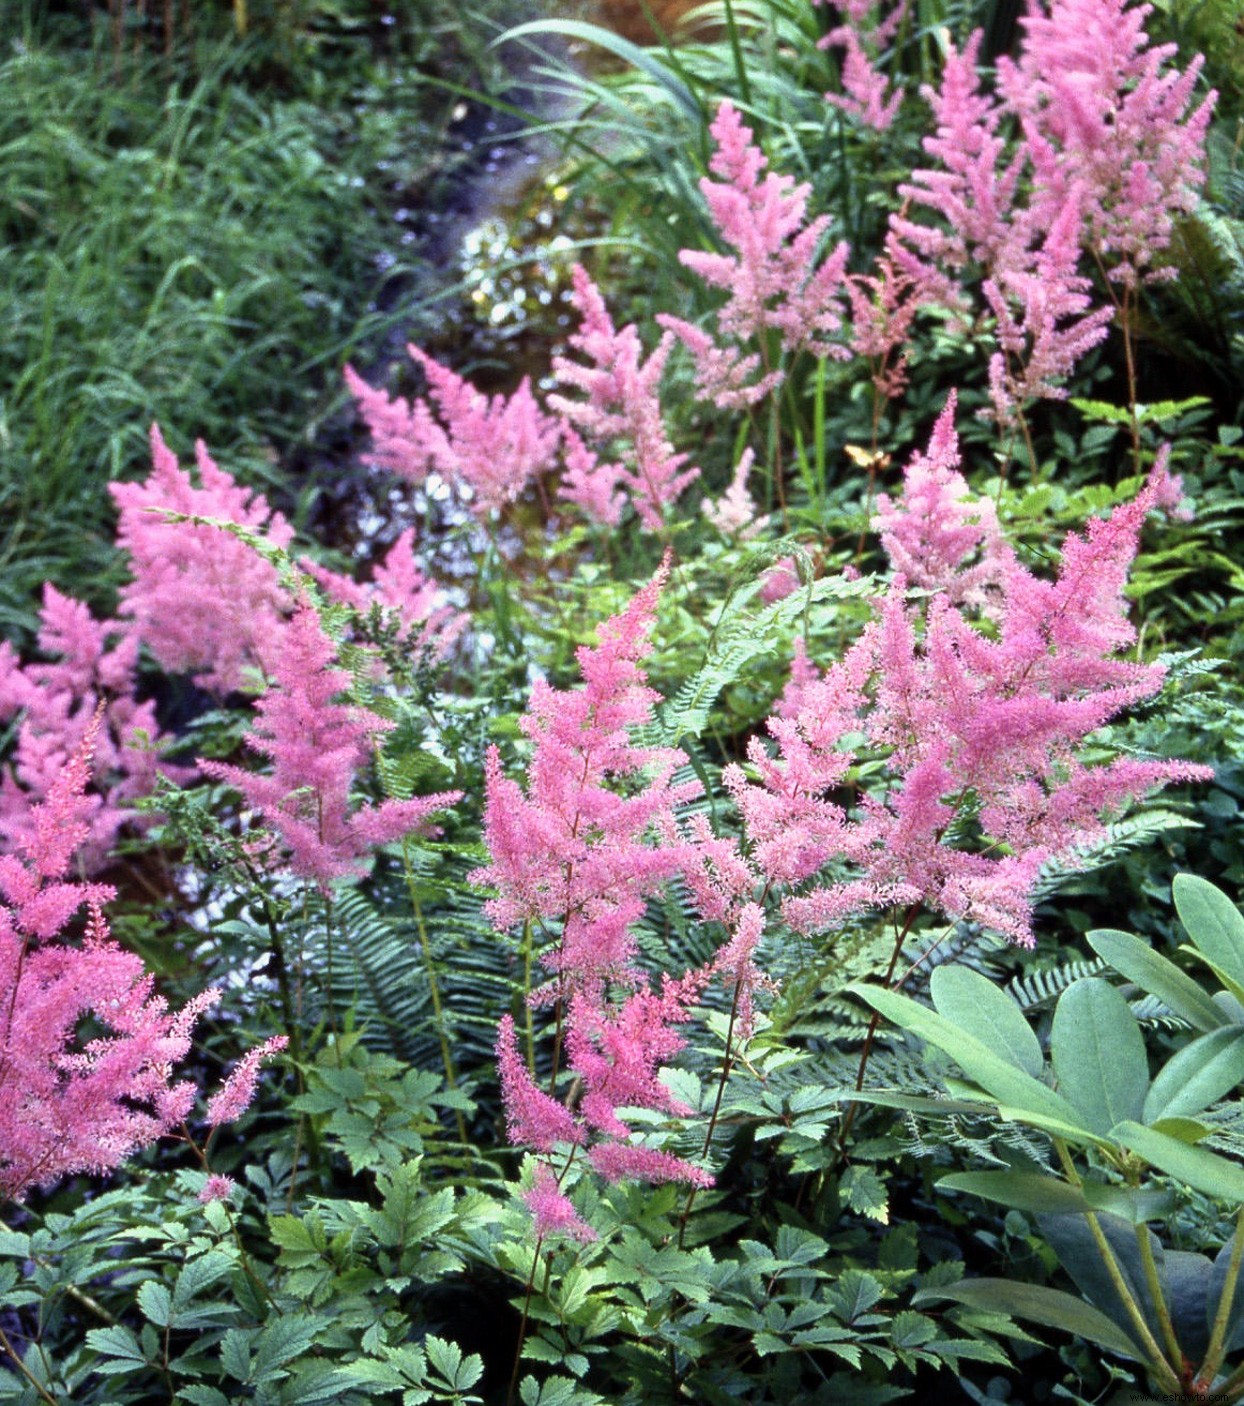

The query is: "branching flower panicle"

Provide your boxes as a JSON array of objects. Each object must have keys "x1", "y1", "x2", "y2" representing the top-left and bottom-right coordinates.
[
  {"x1": 552, "y1": 267, "x2": 699, "y2": 529},
  {"x1": 201, "y1": 604, "x2": 460, "y2": 888},
  {"x1": 346, "y1": 351, "x2": 561, "y2": 515},
  {"x1": 0, "y1": 724, "x2": 217, "y2": 1202},
  {"x1": 728, "y1": 402, "x2": 1211, "y2": 946},
  {"x1": 111, "y1": 426, "x2": 294, "y2": 695},
  {"x1": 660, "y1": 102, "x2": 851, "y2": 408}
]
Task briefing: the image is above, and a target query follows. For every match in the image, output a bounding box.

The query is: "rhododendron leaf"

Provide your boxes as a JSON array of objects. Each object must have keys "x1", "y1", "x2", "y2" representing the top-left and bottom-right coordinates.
[
  {"x1": 1080, "y1": 1184, "x2": 1179, "y2": 1224},
  {"x1": 912, "y1": 1280, "x2": 1143, "y2": 1360},
  {"x1": 1175, "y1": 876, "x2": 1244, "y2": 992},
  {"x1": 1034, "y1": 1212, "x2": 1164, "y2": 1347},
  {"x1": 1143, "y1": 1027, "x2": 1244, "y2": 1124},
  {"x1": 1209, "y1": 1235, "x2": 1244, "y2": 1356},
  {"x1": 1050, "y1": 979, "x2": 1148, "y2": 1137},
  {"x1": 1177, "y1": 949, "x2": 1244, "y2": 1009},
  {"x1": 930, "y1": 965, "x2": 1043, "y2": 1076},
  {"x1": 1087, "y1": 927, "x2": 1229, "y2": 1033},
  {"x1": 937, "y1": 1171, "x2": 1093, "y2": 1216},
  {"x1": 843, "y1": 1090, "x2": 988, "y2": 1117},
  {"x1": 1111, "y1": 1122, "x2": 1244, "y2": 1202},
  {"x1": 992, "y1": 1106, "x2": 1116, "y2": 1151},
  {"x1": 850, "y1": 984, "x2": 1089, "y2": 1135},
  {"x1": 1148, "y1": 1117, "x2": 1212, "y2": 1144}
]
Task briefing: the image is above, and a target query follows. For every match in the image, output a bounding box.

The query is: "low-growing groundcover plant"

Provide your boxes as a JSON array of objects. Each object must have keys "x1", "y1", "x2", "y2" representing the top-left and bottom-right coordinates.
[{"x1": 2, "y1": 0, "x2": 1243, "y2": 1403}]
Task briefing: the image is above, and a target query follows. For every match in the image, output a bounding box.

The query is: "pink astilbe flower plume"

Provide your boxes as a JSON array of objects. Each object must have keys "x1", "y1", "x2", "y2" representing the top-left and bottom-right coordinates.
[
  {"x1": 820, "y1": 0, "x2": 909, "y2": 132},
  {"x1": 0, "y1": 723, "x2": 219, "y2": 1202},
  {"x1": 729, "y1": 401, "x2": 1211, "y2": 947},
  {"x1": 301, "y1": 528, "x2": 467, "y2": 659},
  {"x1": 477, "y1": 561, "x2": 730, "y2": 1235},
  {"x1": 997, "y1": 0, "x2": 1216, "y2": 286},
  {"x1": 111, "y1": 427, "x2": 294, "y2": 696},
  {"x1": 659, "y1": 103, "x2": 851, "y2": 408},
  {"x1": 551, "y1": 268, "x2": 700, "y2": 529},
  {"x1": 0, "y1": 585, "x2": 190, "y2": 872},
  {"x1": 201, "y1": 605, "x2": 460, "y2": 888},
  {"x1": 702, "y1": 450, "x2": 768, "y2": 540},
  {"x1": 204, "y1": 1034, "x2": 288, "y2": 1126},
  {"x1": 524, "y1": 1161, "x2": 597, "y2": 1244},
  {"x1": 346, "y1": 351, "x2": 561, "y2": 515},
  {"x1": 496, "y1": 1015, "x2": 582, "y2": 1153}
]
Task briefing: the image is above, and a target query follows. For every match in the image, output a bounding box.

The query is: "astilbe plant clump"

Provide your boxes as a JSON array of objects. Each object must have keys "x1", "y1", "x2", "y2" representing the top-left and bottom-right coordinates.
[
  {"x1": 888, "y1": 0, "x2": 1215, "y2": 422},
  {"x1": 729, "y1": 398, "x2": 1213, "y2": 947},
  {"x1": 345, "y1": 349, "x2": 561, "y2": 516},
  {"x1": 0, "y1": 584, "x2": 189, "y2": 872},
  {"x1": 819, "y1": 0, "x2": 909, "y2": 132},
  {"x1": 0, "y1": 722, "x2": 218, "y2": 1203},
  {"x1": 111, "y1": 425, "x2": 295, "y2": 695},
  {"x1": 551, "y1": 266, "x2": 701, "y2": 530},
  {"x1": 475, "y1": 561, "x2": 726, "y2": 1240},
  {"x1": 201, "y1": 603, "x2": 461, "y2": 889},
  {"x1": 658, "y1": 101, "x2": 851, "y2": 409}
]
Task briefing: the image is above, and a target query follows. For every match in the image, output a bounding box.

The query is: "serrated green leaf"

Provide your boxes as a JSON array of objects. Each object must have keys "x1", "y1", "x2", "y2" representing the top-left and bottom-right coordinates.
[
  {"x1": 85, "y1": 1324, "x2": 146, "y2": 1364},
  {"x1": 840, "y1": 1166, "x2": 889, "y2": 1223},
  {"x1": 137, "y1": 1280, "x2": 171, "y2": 1327}
]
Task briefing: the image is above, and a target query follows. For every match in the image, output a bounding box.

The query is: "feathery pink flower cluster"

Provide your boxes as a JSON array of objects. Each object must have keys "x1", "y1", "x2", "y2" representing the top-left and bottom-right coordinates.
[
  {"x1": 728, "y1": 399, "x2": 1211, "y2": 946},
  {"x1": 202, "y1": 605, "x2": 461, "y2": 888},
  {"x1": 345, "y1": 350, "x2": 561, "y2": 516},
  {"x1": 477, "y1": 562, "x2": 726, "y2": 1240},
  {"x1": 820, "y1": 0, "x2": 908, "y2": 131},
  {"x1": 0, "y1": 724, "x2": 217, "y2": 1202},
  {"x1": 659, "y1": 103, "x2": 850, "y2": 409},
  {"x1": 111, "y1": 426, "x2": 295, "y2": 695},
  {"x1": 301, "y1": 528, "x2": 467, "y2": 659},
  {"x1": 702, "y1": 450, "x2": 768, "y2": 540},
  {"x1": 0, "y1": 586, "x2": 189, "y2": 870},
  {"x1": 891, "y1": 0, "x2": 1214, "y2": 419},
  {"x1": 204, "y1": 1033, "x2": 288, "y2": 1126},
  {"x1": 996, "y1": 0, "x2": 1215, "y2": 285},
  {"x1": 552, "y1": 267, "x2": 700, "y2": 529}
]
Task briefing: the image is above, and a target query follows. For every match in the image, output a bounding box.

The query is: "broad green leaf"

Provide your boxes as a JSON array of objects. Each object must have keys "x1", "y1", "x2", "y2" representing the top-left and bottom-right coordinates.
[
  {"x1": 1080, "y1": 1184, "x2": 1178, "y2": 1224},
  {"x1": 1144, "y1": 1028, "x2": 1244, "y2": 1122},
  {"x1": 992, "y1": 1104, "x2": 1115, "y2": 1150},
  {"x1": 1178, "y1": 949, "x2": 1244, "y2": 1008},
  {"x1": 1175, "y1": 876, "x2": 1244, "y2": 991},
  {"x1": 1208, "y1": 1234, "x2": 1244, "y2": 1354},
  {"x1": 1088, "y1": 928, "x2": 1229, "y2": 1033},
  {"x1": 1112, "y1": 1122, "x2": 1244, "y2": 1201},
  {"x1": 1051, "y1": 979, "x2": 1149, "y2": 1136},
  {"x1": 912, "y1": 1279, "x2": 1143, "y2": 1359},
  {"x1": 1147, "y1": 1116, "x2": 1209, "y2": 1142},
  {"x1": 938, "y1": 1172, "x2": 1092, "y2": 1216},
  {"x1": 930, "y1": 965, "x2": 1043, "y2": 1075},
  {"x1": 1163, "y1": 1250, "x2": 1214, "y2": 1363},
  {"x1": 1036, "y1": 1212, "x2": 1163, "y2": 1343},
  {"x1": 851, "y1": 984, "x2": 1089, "y2": 1133}
]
